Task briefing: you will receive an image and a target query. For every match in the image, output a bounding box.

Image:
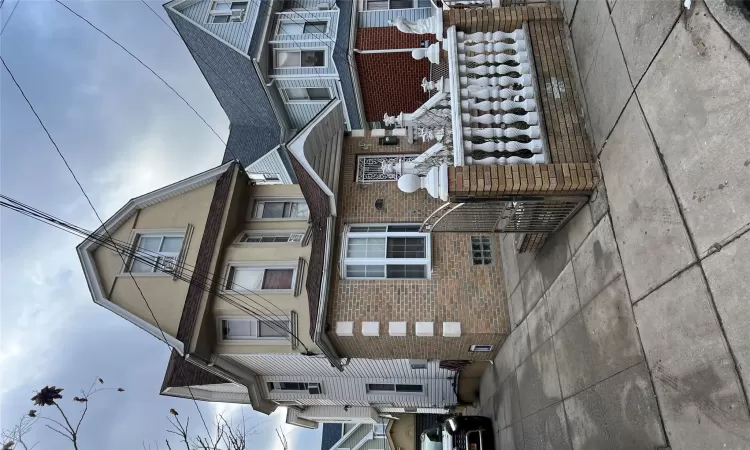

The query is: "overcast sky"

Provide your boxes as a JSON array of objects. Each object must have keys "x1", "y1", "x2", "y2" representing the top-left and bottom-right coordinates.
[{"x1": 0, "y1": 1, "x2": 321, "y2": 448}]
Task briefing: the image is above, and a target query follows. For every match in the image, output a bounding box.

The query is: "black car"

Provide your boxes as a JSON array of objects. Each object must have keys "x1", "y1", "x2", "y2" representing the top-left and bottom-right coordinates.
[{"x1": 420, "y1": 415, "x2": 495, "y2": 450}]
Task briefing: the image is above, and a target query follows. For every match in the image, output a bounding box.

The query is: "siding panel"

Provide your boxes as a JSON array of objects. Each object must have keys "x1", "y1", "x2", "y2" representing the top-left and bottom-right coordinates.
[
  {"x1": 276, "y1": 78, "x2": 339, "y2": 129},
  {"x1": 245, "y1": 147, "x2": 295, "y2": 184},
  {"x1": 358, "y1": 7, "x2": 432, "y2": 28},
  {"x1": 179, "y1": 0, "x2": 260, "y2": 52}
]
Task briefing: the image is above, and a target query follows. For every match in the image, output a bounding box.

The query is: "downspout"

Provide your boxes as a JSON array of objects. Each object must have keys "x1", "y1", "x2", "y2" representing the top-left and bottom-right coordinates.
[
  {"x1": 313, "y1": 216, "x2": 344, "y2": 371},
  {"x1": 347, "y1": 1, "x2": 368, "y2": 130}
]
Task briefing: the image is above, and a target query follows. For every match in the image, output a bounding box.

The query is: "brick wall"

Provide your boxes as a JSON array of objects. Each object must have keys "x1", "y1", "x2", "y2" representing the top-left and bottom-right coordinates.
[
  {"x1": 355, "y1": 28, "x2": 437, "y2": 123},
  {"x1": 325, "y1": 136, "x2": 509, "y2": 361}
]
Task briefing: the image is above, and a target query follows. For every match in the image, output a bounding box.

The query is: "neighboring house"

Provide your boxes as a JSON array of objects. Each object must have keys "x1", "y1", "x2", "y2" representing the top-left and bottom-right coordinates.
[
  {"x1": 162, "y1": 0, "x2": 367, "y2": 182},
  {"x1": 321, "y1": 414, "x2": 445, "y2": 450},
  {"x1": 75, "y1": 109, "x2": 464, "y2": 427}
]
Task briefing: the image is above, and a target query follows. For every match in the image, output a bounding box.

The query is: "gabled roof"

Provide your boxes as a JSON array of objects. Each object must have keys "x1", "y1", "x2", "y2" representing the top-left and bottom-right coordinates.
[
  {"x1": 161, "y1": 350, "x2": 227, "y2": 391},
  {"x1": 163, "y1": 2, "x2": 289, "y2": 168},
  {"x1": 284, "y1": 100, "x2": 346, "y2": 370},
  {"x1": 76, "y1": 162, "x2": 236, "y2": 354}
]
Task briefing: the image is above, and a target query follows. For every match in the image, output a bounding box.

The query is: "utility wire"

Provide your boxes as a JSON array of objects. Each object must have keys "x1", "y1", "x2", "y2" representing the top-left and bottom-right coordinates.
[
  {"x1": 53, "y1": 0, "x2": 228, "y2": 148},
  {"x1": 0, "y1": 54, "x2": 214, "y2": 439},
  {"x1": 3, "y1": 193, "x2": 296, "y2": 329},
  {"x1": 0, "y1": 194, "x2": 310, "y2": 351},
  {"x1": 0, "y1": 0, "x2": 19, "y2": 35}
]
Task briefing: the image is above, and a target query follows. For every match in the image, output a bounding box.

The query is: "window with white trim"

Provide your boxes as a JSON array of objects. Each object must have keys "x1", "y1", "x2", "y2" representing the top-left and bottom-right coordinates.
[
  {"x1": 366, "y1": 383, "x2": 424, "y2": 394},
  {"x1": 281, "y1": 87, "x2": 332, "y2": 102},
  {"x1": 236, "y1": 231, "x2": 304, "y2": 244},
  {"x1": 267, "y1": 382, "x2": 321, "y2": 394},
  {"x1": 248, "y1": 173, "x2": 282, "y2": 185},
  {"x1": 220, "y1": 318, "x2": 290, "y2": 340},
  {"x1": 127, "y1": 234, "x2": 184, "y2": 273},
  {"x1": 252, "y1": 199, "x2": 309, "y2": 219},
  {"x1": 225, "y1": 266, "x2": 295, "y2": 291},
  {"x1": 343, "y1": 224, "x2": 430, "y2": 279},
  {"x1": 470, "y1": 344, "x2": 494, "y2": 352},
  {"x1": 207, "y1": 1, "x2": 248, "y2": 23},
  {"x1": 356, "y1": 154, "x2": 418, "y2": 182},
  {"x1": 365, "y1": 0, "x2": 416, "y2": 10},
  {"x1": 275, "y1": 49, "x2": 325, "y2": 68},
  {"x1": 277, "y1": 20, "x2": 328, "y2": 35}
]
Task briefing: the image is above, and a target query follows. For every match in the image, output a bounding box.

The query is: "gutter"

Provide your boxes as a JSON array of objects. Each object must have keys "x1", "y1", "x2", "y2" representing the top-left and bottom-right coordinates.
[{"x1": 313, "y1": 216, "x2": 343, "y2": 371}]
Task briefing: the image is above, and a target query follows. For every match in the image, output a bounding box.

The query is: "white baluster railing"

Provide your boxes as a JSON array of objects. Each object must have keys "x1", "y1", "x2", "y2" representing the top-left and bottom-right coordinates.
[{"x1": 447, "y1": 24, "x2": 547, "y2": 166}]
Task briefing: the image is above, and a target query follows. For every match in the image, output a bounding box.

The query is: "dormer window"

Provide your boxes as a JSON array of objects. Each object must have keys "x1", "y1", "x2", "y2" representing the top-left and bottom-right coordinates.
[{"x1": 207, "y1": 1, "x2": 248, "y2": 23}]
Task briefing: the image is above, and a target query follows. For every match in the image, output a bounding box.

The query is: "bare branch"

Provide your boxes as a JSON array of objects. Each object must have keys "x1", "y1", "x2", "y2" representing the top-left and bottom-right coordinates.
[{"x1": 43, "y1": 424, "x2": 73, "y2": 442}]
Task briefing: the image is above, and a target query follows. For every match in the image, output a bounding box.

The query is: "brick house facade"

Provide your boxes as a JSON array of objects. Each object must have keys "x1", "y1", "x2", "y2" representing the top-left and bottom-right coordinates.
[
  {"x1": 325, "y1": 136, "x2": 509, "y2": 361},
  {"x1": 355, "y1": 28, "x2": 437, "y2": 124}
]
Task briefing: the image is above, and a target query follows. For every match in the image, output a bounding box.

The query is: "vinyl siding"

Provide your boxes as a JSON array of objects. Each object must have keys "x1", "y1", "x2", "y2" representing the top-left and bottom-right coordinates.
[
  {"x1": 338, "y1": 424, "x2": 372, "y2": 448},
  {"x1": 418, "y1": 0, "x2": 432, "y2": 6},
  {"x1": 179, "y1": 0, "x2": 261, "y2": 52},
  {"x1": 225, "y1": 355, "x2": 457, "y2": 407},
  {"x1": 270, "y1": 9, "x2": 339, "y2": 77},
  {"x1": 357, "y1": 7, "x2": 432, "y2": 28},
  {"x1": 245, "y1": 147, "x2": 295, "y2": 184},
  {"x1": 276, "y1": 78, "x2": 339, "y2": 129}
]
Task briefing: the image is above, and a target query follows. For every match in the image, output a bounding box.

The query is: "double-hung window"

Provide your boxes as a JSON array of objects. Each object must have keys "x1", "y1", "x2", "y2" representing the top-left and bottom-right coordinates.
[
  {"x1": 366, "y1": 383, "x2": 424, "y2": 394},
  {"x1": 236, "y1": 232, "x2": 305, "y2": 244},
  {"x1": 252, "y1": 199, "x2": 309, "y2": 219},
  {"x1": 207, "y1": 1, "x2": 248, "y2": 23},
  {"x1": 267, "y1": 382, "x2": 321, "y2": 394},
  {"x1": 277, "y1": 20, "x2": 327, "y2": 35},
  {"x1": 220, "y1": 318, "x2": 290, "y2": 340},
  {"x1": 275, "y1": 49, "x2": 325, "y2": 68},
  {"x1": 128, "y1": 234, "x2": 184, "y2": 274},
  {"x1": 225, "y1": 266, "x2": 295, "y2": 291},
  {"x1": 282, "y1": 87, "x2": 332, "y2": 102},
  {"x1": 343, "y1": 224, "x2": 430, "y2": 279},
  {"x1": 365, "y1": 0, "x2": 416, "y2": 10}
]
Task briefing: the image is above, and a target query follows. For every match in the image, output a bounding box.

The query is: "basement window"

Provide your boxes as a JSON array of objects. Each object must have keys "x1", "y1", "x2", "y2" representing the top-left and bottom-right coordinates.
[
  {"x1": 470, "y1": 345, "x2": 494, "y2": 352},
  {"x1": 470, "y1": 236, "x2": 493, "y2": 265}
]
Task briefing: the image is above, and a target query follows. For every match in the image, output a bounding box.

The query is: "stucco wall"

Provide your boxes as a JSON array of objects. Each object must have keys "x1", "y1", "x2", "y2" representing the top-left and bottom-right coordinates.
[{"x1": 92, "y1": 182, "x2": 216, "y2": 338}]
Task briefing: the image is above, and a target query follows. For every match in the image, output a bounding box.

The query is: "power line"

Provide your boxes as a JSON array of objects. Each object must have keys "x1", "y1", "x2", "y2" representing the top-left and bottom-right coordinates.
[
  {"x1": 0, "y1": 0, "x2": 19, "y2": 35},
  {"x1": 0, "y1": 54, "x2": 214, "y2": 439},
  {"x1": 53, "y1": 0, "x2": 228, "y2": 148},
  {"x1": 0, "y1": 194, "x2": 310, "y2": 351}
]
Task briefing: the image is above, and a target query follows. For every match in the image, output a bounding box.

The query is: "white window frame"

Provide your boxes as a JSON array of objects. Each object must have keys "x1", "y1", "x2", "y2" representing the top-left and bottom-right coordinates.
[
  {"x1": 365, "y1": 383, "x2": 425, "y2": 396},
  {"x1": 248, "y1": 173, "x2": 282, "y2": 185},
  {"x1": 342, "y1": 224, "x2": 431, "y2": 280},
  {"x1": 280, "y1": 86, "x2": 333, "y2": 104},
  {"x1": 273, "y1": 48, "x2": 328, "y2": 69},
  {"x1": 218, "y1": 316, "x2": 291, "y2": 342},
  {"x1": 250, "y1": 198, "x2": 309, "y2": 221},
  {"x1": 234, "y1": 230, "x2": 306, "y2": 245},
  {"x1": 470, "y1": 344, "x2": 494, "y2": 352},
  {"x1": 275, "y1": 19, "x2": 330, "y2": 35},
  {"x1": 267, "y1": 381, "x2": 322, "y2": 393},
  {"x1": 363, "y1": 0, "x2": 418, "y2": 10},
  {"x1": 206, "y1": 0, "x2": 249, "y2": 24},
  {"x1": 120, "y1": 229, "x2": 186, "y2": 277},
  {"x1": 223, "y1": 261, "x2": 297, "y2": 293}
]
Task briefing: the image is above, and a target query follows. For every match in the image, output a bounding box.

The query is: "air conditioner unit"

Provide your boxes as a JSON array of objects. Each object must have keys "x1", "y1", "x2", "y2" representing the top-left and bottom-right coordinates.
[
  {"x1": 307, "y1": 383, "x2": 322, "y2": 395},
  {"x1": 317, "y1": 2, "x2": 330, "y2": 10}
]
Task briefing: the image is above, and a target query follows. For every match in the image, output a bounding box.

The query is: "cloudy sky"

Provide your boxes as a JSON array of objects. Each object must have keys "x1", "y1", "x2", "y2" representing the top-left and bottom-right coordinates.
[{"x1": 0, "y1": 1, "x2": 321, "y2": 448}]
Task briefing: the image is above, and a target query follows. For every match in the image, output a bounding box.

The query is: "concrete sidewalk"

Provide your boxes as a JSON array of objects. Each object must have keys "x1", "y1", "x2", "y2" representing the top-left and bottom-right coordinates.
[{"x1": 478, "y1": 0, "x2": 750, "y2": 448}]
